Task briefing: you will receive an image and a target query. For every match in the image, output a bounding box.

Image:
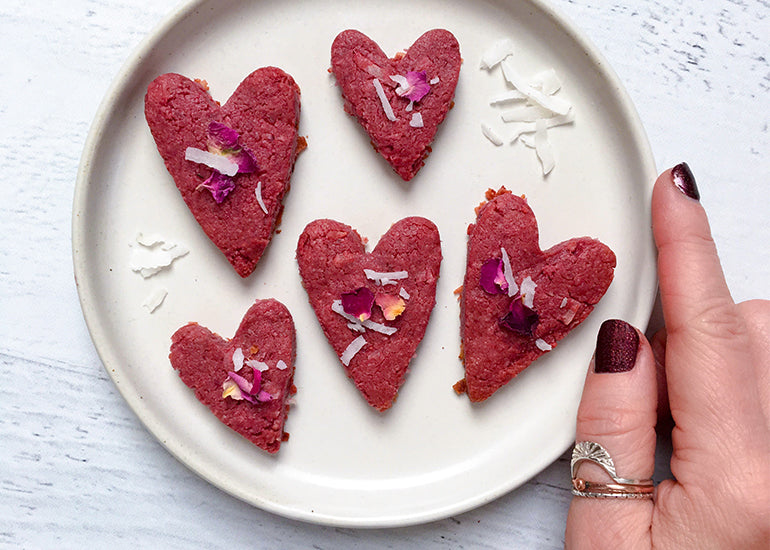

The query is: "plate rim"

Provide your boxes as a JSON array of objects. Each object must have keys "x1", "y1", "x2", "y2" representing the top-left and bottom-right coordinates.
[{"x1": 72, "y1": 0, "x2": 658, "y2": 527}]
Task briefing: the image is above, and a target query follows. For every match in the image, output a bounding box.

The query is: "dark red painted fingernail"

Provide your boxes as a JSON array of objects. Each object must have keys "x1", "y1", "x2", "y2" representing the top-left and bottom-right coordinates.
[
  {"x1": 672, "y1": 162, "x2": 700, "y2": 201},
  {"x1": 595, "y1": 320, "x2": 639, "y2": 373}
]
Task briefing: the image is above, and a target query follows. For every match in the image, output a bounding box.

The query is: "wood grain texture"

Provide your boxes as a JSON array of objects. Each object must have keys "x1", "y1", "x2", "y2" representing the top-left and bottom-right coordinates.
[{"x1": 1, "y1": 0, "x2": 767, "y2": 548}]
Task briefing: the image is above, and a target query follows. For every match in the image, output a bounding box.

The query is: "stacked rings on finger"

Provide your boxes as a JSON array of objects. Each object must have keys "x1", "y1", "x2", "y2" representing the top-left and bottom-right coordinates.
[{"x1": 571, "y1": 441, "x2": 654, "y2": 499}]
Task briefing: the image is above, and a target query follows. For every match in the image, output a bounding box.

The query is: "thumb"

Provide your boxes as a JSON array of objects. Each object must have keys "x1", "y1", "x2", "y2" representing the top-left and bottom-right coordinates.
[{"x1": 565, "y1": 320, "x2": 657, "y2": 549}]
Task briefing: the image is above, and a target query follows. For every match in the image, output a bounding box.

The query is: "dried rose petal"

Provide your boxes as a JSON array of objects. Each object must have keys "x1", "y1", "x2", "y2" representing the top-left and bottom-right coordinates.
[
  {"x1": 208, "y1": 121, "x2": 240, "y2": 150},
  {"x1": 222, "y1": 378, "x2": 244, "y2": 400},
  {"x1": 226, "y1": 370, "x2": 253, "y2": 395},
  {"x1": 189, "y1": 122, "x2": 260, "y2": 203},
  {"x1": 479, "y1": 258, "x2": 508, "y2": 294},
  {"x1": 390, "y1": 71, "x2": 431, "y2": 102},
  {"x1": 223, "y1": 366, "x2": 272, "y2": 403},
  {"x1": 230, "y1": 148, "x2": 258, "y2": 174},
  {"x1": 341, "y1": 287, "x2": 375, "y2": 321},
  {"x1": 198, "y1": 171, "x2": 236, "y2": 203},
  {"x1": 499, "y1": 294, "x2": 539, "y2": 336},
  {"x1": 375, "y1": 294, "x2": 406, "y2": 321}
]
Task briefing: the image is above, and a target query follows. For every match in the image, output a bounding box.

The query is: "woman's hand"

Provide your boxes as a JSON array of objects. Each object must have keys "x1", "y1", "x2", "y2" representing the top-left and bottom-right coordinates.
[{"x1": 565, "y1": 164, "x2": 770, "y2": 549}]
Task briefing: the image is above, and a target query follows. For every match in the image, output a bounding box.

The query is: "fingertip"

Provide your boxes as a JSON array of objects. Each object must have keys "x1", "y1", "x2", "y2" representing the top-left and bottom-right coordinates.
[
  {"x1": 652, "y1": 163, "x2": 733, "y2": 333},
  {"x1": 576, "y1": 319, "x2": 657, "y2": 476}
]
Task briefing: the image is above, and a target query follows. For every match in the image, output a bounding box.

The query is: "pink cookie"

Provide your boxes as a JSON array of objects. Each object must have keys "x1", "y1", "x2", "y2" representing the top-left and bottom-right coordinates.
[
  {"x1": 458, "y1": 190, "x2": 616, "y2": 402},
  {"x1": 331, "y1": 29, "x2": 461, "y2": 181},
  {"x1": 145, "y1": 68, "x2": 302, "y2": 277},
  {"x1": 169, "y1": 299, "x2": 296, "y2": 453},
  {"x1": 297, "y1": 217, "x2": 442, "y2": 411}
]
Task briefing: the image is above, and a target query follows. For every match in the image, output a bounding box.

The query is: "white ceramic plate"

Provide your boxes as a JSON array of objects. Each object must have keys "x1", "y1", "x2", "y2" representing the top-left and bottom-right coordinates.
[{"x1": 73, "y1": 0, "x2": 657, "y2": 527}]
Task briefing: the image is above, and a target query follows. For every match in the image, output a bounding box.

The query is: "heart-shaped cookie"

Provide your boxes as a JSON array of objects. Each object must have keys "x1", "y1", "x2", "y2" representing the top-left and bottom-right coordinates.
[
  {"x1": 145, "y1": 68, "x2": 302, "y2": 277},
  {"x1": 458, "y1": 190, "x2": 616, "y2": 402},
  {"x1": 297, "y1": 217, "x2": 442, "y2": 411},
  {"x1": 169, "y1": 299, "x2": 296, "y2": 453},
  {"x1": 331, "y1": 29, "x2": 461, "y2": 181}
]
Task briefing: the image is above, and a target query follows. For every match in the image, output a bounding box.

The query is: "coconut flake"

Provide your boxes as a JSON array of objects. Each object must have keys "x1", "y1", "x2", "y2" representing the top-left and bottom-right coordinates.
[
  {"x1": 520, "y1": 276, "x2": 537, "y2": 308},
  {"x1": 135, "y1": 232, "x2": 165, "y2": 247},
  {"x1": 409, "y1": 113, "x2": 424, "y2": 128},
  {"x1": 276, "y1": 360, "x2": 288, "y2": 371},
  {"x1": 481, "y1": 122, "x2": 504, "y2": 146},
  {"x1": 331, "y1": 300, "x2": 397, "y2": 335},
  {"x1": 347, "y1": 322, "x2": 366, "y2": 333},
  {"x1": 399, "y1": 287, "x2": 411, "y2": 300},
  {"x1": 489, "y1": 90, "x2": 527, "y2": 105},
  {"x1": 506, "y1": 109, "x2": 575, "y2": 143},
  {"x1": 361, "y1": 319, "x2": 397, "y2": 335},
  {"x1": 501, "y1": 104, "x2": 555, "y2": 123},
  {"x1": 130, "y1": 235, "x2": 189, "y2": 278},
  {"x1": 429, "y1": 76, "x2": 440, "y2": 85},
  {"x1": 373, "y1": 78, "x2": 396, "y2": 122},
  {"x1": 232, "y1": 348, "x2": 245, "y2": 372},
  {"x1": 560, "y1": 297, "x2": 568, "y2": 308},
  {"x1": 501, "y1": 58, "x2": 571, "y2": 115},
  {"x1": 535, "y1": 338, "x2": 552, "y2": 351},
  {"x1": 245, "y1": 359, "x2": 269, "y2": 372},
  {"x1": 255, "y1": 181, "x2": 268, "y2": 214},
  {"x1": 340, "y1": 335, "x2": 367, "y2": 366},
  {"x1": 530, "y1": 68, "x2": 562, "y2": 95},
  {"x1": 480, "y1": 38, "x2": 515, "y2": 70},
  {"x1": 533, "y1": 118, "x2": 555, "y2": 175},
  {"x1": 364, "y1": 269, "x2": 408, "y2": 285},
  {"x1": 500, "y1": 247, "x2": 518, "y2": 297},
  {"x1": 141, "y1": 287, "x2": 167, "y2": 313},
  {"x1": 185, "y1": 147, "x2": 239, "y2": 177}
]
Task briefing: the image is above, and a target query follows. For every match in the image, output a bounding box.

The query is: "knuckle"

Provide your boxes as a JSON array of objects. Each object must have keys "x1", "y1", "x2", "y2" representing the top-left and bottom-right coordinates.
[
  {"x1": 670, "y1": 298, "x2": 748, "y2": 345},
  {"x1": 576, "y1": 404, "x2": 654, "y2": 441}
]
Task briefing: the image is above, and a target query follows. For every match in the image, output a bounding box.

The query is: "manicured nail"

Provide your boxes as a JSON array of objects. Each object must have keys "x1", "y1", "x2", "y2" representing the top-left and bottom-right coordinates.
[
  {"x1": 672, "y1": 162, "x2": 700, "y2": 201},
  {"x1": 595, "y1": 320, "x2": 639, "y2": 373}
]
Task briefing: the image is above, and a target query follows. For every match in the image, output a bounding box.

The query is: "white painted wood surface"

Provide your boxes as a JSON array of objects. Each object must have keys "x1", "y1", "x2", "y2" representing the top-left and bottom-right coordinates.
[{"x1": 1, "y1": 0, "x2": 767, "y2": 547}]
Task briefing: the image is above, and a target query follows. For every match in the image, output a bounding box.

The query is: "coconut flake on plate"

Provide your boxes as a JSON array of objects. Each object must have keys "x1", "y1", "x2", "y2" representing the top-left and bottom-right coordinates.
[
  {"x1": 129, "y1": 234, "x2": 189, "y2": 278},
  {"x1": 533, "y1": 119, "x2": 555, "y2": 175},
  {"x1": 500, "y1": 58, "x2": 572, "y2": 116},
  {"x1": 479, "y1": 38, "x2": 515, "y2": 70},
  {"x1": 489, "y1": 90, "x2": 527, "y2": 105},
  {"x1": 501, "y1": 104, "x2": 556, "y2": 123},
  {"x1": 481, "y1": 122, "x2": 504, "y2": 146},
  {"x1": 507, "y1": 109, "x2": 575, "y2": 143},
  {"x1": 529, "y1": 68, "x2": 562, "y2": 95},
  {"x1": 141, "y1": 287, "x2": 167, "y2": 313}
]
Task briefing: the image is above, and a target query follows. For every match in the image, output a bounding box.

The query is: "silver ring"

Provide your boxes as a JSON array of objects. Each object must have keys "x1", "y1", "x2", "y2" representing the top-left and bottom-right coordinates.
[{"x1": 571, "y1": 441, "x2": 654, "y2": 499}]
